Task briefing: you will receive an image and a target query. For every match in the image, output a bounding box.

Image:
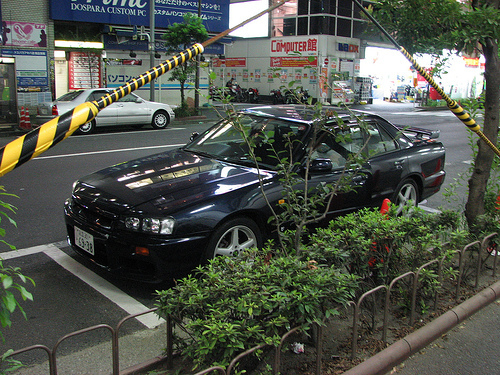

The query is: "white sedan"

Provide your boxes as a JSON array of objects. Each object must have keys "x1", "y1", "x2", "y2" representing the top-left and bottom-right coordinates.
[{"x1": 35, "y1": 88, "x2": 175, "y2": 134}]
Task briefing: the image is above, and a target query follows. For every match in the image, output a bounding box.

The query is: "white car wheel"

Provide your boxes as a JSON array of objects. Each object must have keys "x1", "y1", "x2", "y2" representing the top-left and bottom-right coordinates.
[
  {"x1": 205, "y1": 217, "x2": 262, "y2": 259},
  {"x1": 151, "y1": 110, "x2": 170, "y2": 129}
]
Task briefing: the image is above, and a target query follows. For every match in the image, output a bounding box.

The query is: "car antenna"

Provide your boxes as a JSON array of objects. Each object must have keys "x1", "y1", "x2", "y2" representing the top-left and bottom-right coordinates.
[
  {"x1": 0, "y1": 0, "x2": 291, "y2": 178},
  {"x1": 352, "y1": 0, "x2": 500, "y2": 158}
]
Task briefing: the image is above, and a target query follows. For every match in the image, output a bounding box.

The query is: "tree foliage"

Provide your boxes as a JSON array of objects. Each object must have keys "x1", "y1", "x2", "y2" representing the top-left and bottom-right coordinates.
[
  {"x1": 161, "y1": 13, "x2": 208, "y2": 113},
  {"x1": 0, "y1": 186, "x2": 35, "y2": 372},
  {"x1": 371, "y1": 0, "x2": 500, "y2": 228}
]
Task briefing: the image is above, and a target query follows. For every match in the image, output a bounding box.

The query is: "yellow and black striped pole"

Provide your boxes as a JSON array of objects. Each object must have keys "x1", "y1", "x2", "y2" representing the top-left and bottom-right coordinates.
[
  {"x1": 0, "y1": 43, "x2": 203, "y2": 177},
  {"x1": 0, "y1": 0, "x2": 289, "y2": 178},
  {"x1": 353, "y1": 0, "x2": 500, "y2": 158}
]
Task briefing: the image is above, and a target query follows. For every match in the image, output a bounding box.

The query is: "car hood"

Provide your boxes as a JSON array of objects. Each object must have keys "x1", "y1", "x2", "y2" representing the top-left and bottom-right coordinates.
[{"x1": 73, "y1": 149, "x2": 273, "y2": 214}]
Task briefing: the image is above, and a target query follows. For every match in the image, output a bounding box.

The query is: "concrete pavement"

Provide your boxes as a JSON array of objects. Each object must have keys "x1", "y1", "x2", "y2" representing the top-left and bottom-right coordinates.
[{"x1": 394, "y1": 300, "x2": 500, "y2": 375}]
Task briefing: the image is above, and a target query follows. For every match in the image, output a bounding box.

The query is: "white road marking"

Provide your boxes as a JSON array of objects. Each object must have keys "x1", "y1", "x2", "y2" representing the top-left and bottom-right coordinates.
[{"x1": 2, "y1": 243, "x2": 164, "y2": 329}]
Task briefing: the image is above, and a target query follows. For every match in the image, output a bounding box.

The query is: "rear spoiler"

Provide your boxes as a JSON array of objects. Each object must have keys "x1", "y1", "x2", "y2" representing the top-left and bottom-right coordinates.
[{"x1": 394, "y1": 124, "x2": 440, "y2": 139}]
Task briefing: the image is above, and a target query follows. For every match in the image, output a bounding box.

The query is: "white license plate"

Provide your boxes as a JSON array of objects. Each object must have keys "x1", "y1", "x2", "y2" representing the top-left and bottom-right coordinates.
[{"x1": 75, "y1": 226, "x2": 95, "y2": 255}]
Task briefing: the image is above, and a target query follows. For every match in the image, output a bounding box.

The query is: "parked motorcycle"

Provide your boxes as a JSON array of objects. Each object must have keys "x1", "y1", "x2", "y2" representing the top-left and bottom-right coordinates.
[
  {"x1": 246, "y1": 87, "x2": 260, "y2": 103},
  {"x1": 271, "y1": 88, "x2": 285, "y2": 104},
  {"x1": 296, "y1": 87, "x2": 310, "y2": 104},
  {"x1": 226, "y1": 79, "x2": 245, "y2": 102}
]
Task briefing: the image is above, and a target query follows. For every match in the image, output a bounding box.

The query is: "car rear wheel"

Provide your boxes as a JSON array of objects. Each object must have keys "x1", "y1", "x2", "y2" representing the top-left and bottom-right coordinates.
[
  {"x1": 76, "y1": 120, "x2": 96, "y2": 135},
  {"x1": 392, "y1": 179, "x2": 419, "y2": 215},
  {"x1": 204, "y1": 217, "x2": 262, "y2": 260},
  {"x1": 151, "y1": 110, "x2": 170, "y2": 129}
]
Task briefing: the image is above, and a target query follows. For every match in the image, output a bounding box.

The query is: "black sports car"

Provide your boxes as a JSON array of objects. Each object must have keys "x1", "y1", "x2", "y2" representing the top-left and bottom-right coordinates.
[{"x1": 64, "y1": 105, "x2": 446, "y2": 283}]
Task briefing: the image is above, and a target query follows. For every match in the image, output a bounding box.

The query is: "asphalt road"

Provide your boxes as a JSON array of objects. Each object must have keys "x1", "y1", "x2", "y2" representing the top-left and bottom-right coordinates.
[{"x1": 0, "y1": 100, "x2": 477, "y2": 366}]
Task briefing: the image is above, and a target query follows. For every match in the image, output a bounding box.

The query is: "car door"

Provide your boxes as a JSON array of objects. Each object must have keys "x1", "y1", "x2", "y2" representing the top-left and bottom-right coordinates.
[
  {"x1": 307, "y1": 125, "x2": 372, "y2": 216},
  {"x1": 113, "y1": 93, "x2": 150, "y2": 125},
  {"x1": 87, "y1": 90, "x2": 117, "y2": 125},
  {"x1": 361, "y1": 119, "x2": 408, "y2": 205}
]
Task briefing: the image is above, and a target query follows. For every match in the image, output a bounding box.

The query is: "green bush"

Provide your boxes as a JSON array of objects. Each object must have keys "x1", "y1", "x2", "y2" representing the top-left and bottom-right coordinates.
[
  {"x1": 155, "y1": 247, "x2": 359, "y2": 370},
  {"x1": 173, "y1": 102, "x2": 199, "y2": 118},
  {"x1": 0, "y1": 186, "x2": 35, "y2": 374},
  {"x1": 305, "y1": 206, "x2": 466, "y2": 285}
]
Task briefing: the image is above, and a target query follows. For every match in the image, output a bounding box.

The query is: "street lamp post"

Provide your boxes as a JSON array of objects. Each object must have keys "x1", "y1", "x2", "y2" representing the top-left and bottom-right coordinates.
[
  {"x1": 194, "y1": 0, "x2": 201, "y2": 112},
  {"x1": 150, "y1": 0, "x2": 156, "y2": 101}
]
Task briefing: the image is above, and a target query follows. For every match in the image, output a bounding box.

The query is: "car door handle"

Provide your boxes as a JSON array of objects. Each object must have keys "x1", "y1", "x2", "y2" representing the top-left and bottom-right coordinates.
[
  {"x1": 352, "y1": 174, "x2": 367, "y2": 185},
  {"x1": 394, "y1": 159, "x2": 405, "y2": 169}
]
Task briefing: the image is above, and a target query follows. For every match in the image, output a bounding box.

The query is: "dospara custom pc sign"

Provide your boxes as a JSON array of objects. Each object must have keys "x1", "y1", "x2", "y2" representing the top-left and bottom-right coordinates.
[{"x1": 50, "y1": 0, "x2": 229, "y2": 33}]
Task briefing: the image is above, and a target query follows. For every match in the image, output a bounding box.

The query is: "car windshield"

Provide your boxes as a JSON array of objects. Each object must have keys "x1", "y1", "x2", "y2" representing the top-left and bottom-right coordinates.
[{"x1": 184, "y1": 114, "x2": 309, "y2": 169}]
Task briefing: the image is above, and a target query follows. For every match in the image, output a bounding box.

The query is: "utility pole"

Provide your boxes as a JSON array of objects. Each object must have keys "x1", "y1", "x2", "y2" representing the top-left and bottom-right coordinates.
[
  {"x1": 150, "y1": 0, "x2": 156, "y2": 101},
  {"x1": 194, "y1": 0, "x2": 201, "y2": 112}
]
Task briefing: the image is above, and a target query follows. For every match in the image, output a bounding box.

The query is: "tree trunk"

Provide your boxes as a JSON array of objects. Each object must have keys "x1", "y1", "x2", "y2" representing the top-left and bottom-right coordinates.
[
  {"x1": 180, "y1": 79, "x2": 186, "y2": 107},
  {"x1": 465, "y1": 38, "x2": 500, "y2": 228}
]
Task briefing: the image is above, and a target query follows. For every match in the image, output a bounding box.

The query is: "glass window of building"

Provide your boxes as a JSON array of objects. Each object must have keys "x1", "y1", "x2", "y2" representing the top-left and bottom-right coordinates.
[
  {"x1": 337, "y1": 0, "x2": 353, "y2": 17},
  {"x1": 297, "y1": 16, "x2": 308, "y2": 35},
  {"x1": 337, "y1": 17, "x2": 352, "y2": 37},
  {"x1": 272, "y1": 0, "x2": 298, "y2": 36},
  {"x1": 271, "y1": 0, "x2": 367, "y2": 37}
]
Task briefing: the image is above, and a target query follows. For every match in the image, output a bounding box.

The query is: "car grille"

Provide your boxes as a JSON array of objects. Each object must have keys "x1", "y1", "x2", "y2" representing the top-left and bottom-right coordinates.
[{"x1": 70, "y1": 200, "x2": 116, "y2": 231}]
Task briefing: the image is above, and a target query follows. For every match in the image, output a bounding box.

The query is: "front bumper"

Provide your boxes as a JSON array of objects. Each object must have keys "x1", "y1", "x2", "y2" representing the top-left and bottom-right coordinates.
[{"x1": 64, "y1": 199, "x2": 209, "y2": 284}]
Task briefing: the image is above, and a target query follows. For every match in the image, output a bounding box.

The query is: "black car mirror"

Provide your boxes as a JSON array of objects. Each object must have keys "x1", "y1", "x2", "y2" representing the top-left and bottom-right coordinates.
[
  {"x1": 190, "y1": 132, "x2": 200, "y2": 142},
  {"x1": 308, "y1": 158, "x2": 333, "y2": 173}
]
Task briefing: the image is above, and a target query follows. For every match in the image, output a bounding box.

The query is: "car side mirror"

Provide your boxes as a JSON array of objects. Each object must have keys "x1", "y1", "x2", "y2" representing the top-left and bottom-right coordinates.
[
  {"x1": 308, "y1": 158, "x2": 333, "y2": 173},
  {"x1": 136, "y1": 97, "x2": 142, "y2": 103},
  {"x1": 190, "y1": 132, "x2": 200, "y2": 142}
]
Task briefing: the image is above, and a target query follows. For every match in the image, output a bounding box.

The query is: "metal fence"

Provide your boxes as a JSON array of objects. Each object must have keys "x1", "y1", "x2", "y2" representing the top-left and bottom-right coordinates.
[{"x1": 6, "y1": 233, "x2": 499, "y2": 375}]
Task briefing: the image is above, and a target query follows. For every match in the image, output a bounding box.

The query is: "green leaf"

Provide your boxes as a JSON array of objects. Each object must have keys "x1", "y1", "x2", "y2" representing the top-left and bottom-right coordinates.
[
  {"x1": 2, "y1": 275, "x2": 13, "y2": 290},
  {"x1": 3, "y1": 291, "x2": 16, "y2": 312}
]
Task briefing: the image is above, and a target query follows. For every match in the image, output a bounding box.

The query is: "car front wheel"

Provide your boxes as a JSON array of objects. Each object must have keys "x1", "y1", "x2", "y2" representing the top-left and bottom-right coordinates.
[
  {"x1": 392, "y1": 179, "x2": 419, "y2": 215},
  {"x1": 151, "y1": 110, "x2": 170, "y2": 129},
  {"x1": 204, "y1": 217, "x2": 262, "y2": 260},
  {"x1": 76, "y1": 120, "x2": 96, "y2": 135}
]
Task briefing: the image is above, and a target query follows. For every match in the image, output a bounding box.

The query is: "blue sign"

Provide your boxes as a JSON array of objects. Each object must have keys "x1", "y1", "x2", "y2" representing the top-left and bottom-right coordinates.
[
  {"x1": 103, "y1": 34, "x2": 226, "y2": 55},
  {"x1": 49, "y1": 0, "x2": 229, "y2": 33}
]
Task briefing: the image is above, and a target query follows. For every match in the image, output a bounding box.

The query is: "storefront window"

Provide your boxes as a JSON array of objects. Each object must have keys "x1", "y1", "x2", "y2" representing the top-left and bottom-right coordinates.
[{"x1": 0, "y1": 63, "x2": 18, "y2": 126}]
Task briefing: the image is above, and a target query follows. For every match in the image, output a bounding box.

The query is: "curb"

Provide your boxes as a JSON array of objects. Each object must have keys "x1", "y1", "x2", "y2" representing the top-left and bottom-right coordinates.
[{"x1": 342, "y1": 280, "x2": 500, "y2": 375}]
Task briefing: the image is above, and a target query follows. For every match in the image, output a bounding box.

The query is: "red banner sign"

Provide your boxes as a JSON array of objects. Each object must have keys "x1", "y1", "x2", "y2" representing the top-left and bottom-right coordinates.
[
  {"x1": 213, "y1": 58, "x2": 247, "y2": 67},
  {"x1": 270, "y1": 56, "x2": 318, "y2": 68},
  {"x1": 69, "y1": 52, "x2": 102, "y2": 90}
]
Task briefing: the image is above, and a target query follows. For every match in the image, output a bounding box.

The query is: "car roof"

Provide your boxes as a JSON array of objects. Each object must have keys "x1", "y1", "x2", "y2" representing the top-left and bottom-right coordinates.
[{"x1": 240, "y1": 105, "x2": 376, "y2": 125}]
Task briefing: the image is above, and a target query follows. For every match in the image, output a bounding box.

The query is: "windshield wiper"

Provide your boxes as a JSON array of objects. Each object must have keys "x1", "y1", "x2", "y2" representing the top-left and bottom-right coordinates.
[{"x1": 184, "y1": 149, "x2": 215, "y2": 159}]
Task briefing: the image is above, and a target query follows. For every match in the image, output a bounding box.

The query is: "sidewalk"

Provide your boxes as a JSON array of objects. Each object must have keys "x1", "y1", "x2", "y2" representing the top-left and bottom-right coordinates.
[
  {"x1": 394, "y1": 300, "x2": 500, "y2": 375},
  {"x1": 11, "y1": 280, "x2": 499, "y2": 375}
]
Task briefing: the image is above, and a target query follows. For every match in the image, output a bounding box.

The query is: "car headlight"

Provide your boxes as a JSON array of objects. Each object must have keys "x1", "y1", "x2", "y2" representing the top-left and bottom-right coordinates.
[{"x1": 124, "y1": 216, "x2": 176, "y2": 234}]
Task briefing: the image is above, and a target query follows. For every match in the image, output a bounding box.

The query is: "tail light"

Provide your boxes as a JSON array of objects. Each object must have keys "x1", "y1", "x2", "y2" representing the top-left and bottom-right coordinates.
[{"x1": 51, "y1": 105, "x2": 58, "y2": 116}]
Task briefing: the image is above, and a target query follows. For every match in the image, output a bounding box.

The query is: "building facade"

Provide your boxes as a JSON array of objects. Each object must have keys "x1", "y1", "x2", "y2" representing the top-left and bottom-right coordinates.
[
  {"x1": 213, "y1": 0, "x2": 382, "y2": 104},
  {"x1": 0, "y1": 0, "x2": 230, "y2": 124}
]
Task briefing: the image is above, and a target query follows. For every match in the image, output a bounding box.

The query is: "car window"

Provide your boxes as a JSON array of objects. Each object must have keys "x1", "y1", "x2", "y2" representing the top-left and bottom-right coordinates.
[
  {"x1": 312, "y1": 127, "x2": 363, "y2": 168},
  {"x1": 117, "y1": 93, "x2": 140, "y2": 103},
  {"x1": 56, "y1": 90, "x2": 84, "y2": 102},
  {"x1": 312, "y1": 121, "x2": 398, "y2": 168},
  {"x1": 364, "y1": 122, "x2": 398, "y2": 156},
  {"x1": 185, "y1": 114, "x2": 308, "y2": 168},
  {"x1": 87, "y1": 91, "x2": 111, "y2": 102}
]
